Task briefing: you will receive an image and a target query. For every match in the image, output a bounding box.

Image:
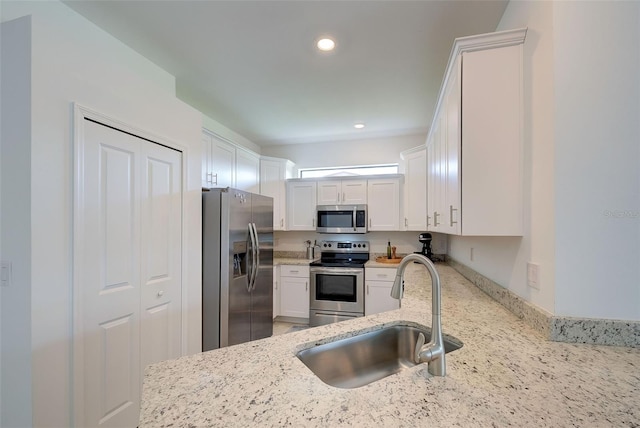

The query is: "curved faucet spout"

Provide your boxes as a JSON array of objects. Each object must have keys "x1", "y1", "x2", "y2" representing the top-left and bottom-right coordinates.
[{"x1": 390, "y1": 253, "x2": 446, "y2": 376}]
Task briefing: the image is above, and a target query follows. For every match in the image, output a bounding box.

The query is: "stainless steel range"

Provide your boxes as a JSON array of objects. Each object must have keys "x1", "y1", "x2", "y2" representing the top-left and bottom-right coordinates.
[{"x1": 309, "y1": 240, "x2": 369, "y2": 327}]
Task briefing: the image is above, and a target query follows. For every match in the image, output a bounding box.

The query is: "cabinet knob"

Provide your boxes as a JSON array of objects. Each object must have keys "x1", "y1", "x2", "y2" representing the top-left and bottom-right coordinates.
[{"x1": 157, "y1": 290, "x2": 164, "y2": 297}]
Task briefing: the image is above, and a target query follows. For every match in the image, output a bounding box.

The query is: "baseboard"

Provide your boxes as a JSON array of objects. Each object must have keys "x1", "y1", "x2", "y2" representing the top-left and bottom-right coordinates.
[{"x1": 446, "y1": 256, "x2": 639, "y2": 348}]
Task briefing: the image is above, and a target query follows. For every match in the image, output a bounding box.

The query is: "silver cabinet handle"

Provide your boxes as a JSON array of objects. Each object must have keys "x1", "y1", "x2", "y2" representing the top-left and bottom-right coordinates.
[
  {"x1": 342, "y1": 192, "x2": 345, "y2": 203},
  {"x1": 434, "y1": 211, "x2": 440, "y2": 227},
  {"x1": 404, "y1": 218, "x2": 408, "y2": 227},
  {"x1": 427, "y1": 215, "x2": 431, "y2": 227},
  {"x1": 367, "y1": 284, "x2": 370, "y2": 295},
  {"x1": 449, "y1": 205, "x2": 458, "y2": 227},
  {"x1": 305, "y1": 281, "x2": 308, "y2": 291},
  {"x1": 280, "y1": 218, "x2": 284, "y2": 227},
  {"x1": 369, "y1": 218, "x2": 372, "y2": 228}
]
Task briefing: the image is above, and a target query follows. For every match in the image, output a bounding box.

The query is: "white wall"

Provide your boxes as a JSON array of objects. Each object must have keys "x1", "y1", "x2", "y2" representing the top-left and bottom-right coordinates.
[
  {"x1": 449, "y1": 0, "x2": 640, "y2": 321},
  {"x1": 202, "y1": 113, "x2": 262, "y2": 154},
  {"x1": 553, "y1": 1, "x2": 639, "y2": 320},
  {"x1": 449, "y1": 0, "x2": 557, "y2": 314},
  {"x1": 1, "y1": 2, "x2": 203, "y2": 426},
  {"x1": 262, "y1": 133, "x2": 424, "y2": 170},
  {"x1": 275, "y1": 231, "x2": 447, "y2": 258},
  {"x1": 1, "y1": 15, "x2": 33, "y2": 428}
]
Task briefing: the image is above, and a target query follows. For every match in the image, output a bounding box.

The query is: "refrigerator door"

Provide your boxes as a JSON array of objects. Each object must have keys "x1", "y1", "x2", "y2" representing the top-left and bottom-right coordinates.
[
  {"x1": 250, "y1": 193, "x2": 274, "y2": 341},
  {"x1": 225, "y1": 190, "x2": 253, "y2": 347},
  {"x1": 202, "y1": 190, "x2": 222, "y2": 351}
]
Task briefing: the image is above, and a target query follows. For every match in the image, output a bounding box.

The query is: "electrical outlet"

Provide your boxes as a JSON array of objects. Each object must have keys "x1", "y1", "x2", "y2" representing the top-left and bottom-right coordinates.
[{"x1": 527, "y1": 262, "x2": 539, "y2": 289}]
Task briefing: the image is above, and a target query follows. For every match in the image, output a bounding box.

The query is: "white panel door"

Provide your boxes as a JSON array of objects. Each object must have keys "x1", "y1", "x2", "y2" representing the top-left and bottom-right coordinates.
[
  {"x1": 80, "y1": 119, "x2": 182, "y2": 428},
  {"x1": 139, "y1": 143, "x2": 182, "y2": 371}
]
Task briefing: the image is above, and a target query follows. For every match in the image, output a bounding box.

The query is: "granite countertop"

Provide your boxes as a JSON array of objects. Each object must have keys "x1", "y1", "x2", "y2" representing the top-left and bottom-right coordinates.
[
  {"x1": 273, "y1": 257, "x2": 316, "y2": 266},
  {"x1": 140, "y1": 264, "x2": 639, "y2": 427}
]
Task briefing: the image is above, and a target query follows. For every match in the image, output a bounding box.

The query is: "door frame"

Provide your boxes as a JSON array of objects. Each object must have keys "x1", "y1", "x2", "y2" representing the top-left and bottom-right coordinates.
[{"x1": 71, "y1": 103, "x2": 189, "y2": 426}]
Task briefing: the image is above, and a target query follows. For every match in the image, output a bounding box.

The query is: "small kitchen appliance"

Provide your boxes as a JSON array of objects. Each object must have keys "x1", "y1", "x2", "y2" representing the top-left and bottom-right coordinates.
[
  {"x1": 416, "y1": 232, "x2": 433, "y2": 260},
  {"x1": 316, "y1": 205, "x2": 367, "y2": 234}
]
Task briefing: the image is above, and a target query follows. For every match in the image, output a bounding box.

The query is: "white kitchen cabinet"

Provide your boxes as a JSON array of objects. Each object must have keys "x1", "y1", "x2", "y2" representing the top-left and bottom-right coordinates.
[
  {"x1": 367, "y1": 177, "x2": 402, "y2": 231},
  {"x1": 426, "y1": 28, "x2": 526, "y2": 236},
  {"x1": 260, "y1": 157, "x2": 295, "y2": 230},
  {"x1": 202, "y1": 129, "x2": 262, "y2": 192},
  {"x1": 278, "y1": 265, "x2": 310, "y2": 319},
  {"x1": 286, "y1": 180, "x2": 317, "y2": 230},
  {"x1": 400, "y1": 146, "x2": 427, "y2": 231},
  {"x1": 365, "y1": 267, "x2": 400, "y2": 315},
  {"x1": 202, "y1": 130, "x2": 231, "y2": 188},
  {"x1": 317, "y1": 179, "x2": 367, "y2": 205},
  {"x1": 235, "y1": 148, "x2": 259, "y2": 193}
]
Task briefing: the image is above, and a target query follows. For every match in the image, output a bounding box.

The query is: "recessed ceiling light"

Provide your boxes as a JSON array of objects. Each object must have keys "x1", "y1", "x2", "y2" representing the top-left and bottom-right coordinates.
[
  {"x1": 354, "y1": 123, "x2": 365, "y2": 129},
  {"x1": 317, "y1": 38, "x2": 336, "y2": 52}
]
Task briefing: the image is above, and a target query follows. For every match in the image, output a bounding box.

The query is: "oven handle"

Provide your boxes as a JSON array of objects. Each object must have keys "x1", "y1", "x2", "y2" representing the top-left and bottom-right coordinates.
[{"x1": 310, "y1": 267, "x2": 363, "y2": 275}]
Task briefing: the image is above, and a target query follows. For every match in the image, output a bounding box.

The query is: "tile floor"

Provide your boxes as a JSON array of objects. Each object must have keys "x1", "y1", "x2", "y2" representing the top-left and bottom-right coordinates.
[{"x1": 273, "y1": 321, "x2": 309, "y2": 336}]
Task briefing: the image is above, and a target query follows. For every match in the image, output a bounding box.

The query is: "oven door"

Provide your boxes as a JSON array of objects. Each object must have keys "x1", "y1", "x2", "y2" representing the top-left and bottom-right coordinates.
[{"x1": 309, "y1": 267, "x2": 364, "y2": 314}]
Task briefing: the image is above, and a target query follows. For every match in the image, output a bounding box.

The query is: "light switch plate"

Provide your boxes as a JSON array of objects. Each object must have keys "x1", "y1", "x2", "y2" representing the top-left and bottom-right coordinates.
[
  {"x1": 1, "y1": 261, "x2": 12, "y2": 287},
  {"x1": 527, "y1": 262, "x2": 539, "y2": 289}
]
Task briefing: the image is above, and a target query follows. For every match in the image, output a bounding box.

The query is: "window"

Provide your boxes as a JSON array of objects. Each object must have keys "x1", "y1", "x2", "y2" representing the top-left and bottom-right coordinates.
[{"x1": 299, "y1": 164, "x2": 398, "y2": 179}]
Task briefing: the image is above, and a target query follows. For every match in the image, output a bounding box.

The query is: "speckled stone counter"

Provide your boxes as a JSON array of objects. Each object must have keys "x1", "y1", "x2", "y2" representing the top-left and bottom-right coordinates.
[
  {"x1": 273, "y1": 257, "x2": 316, "y2": 266},
  {"x1": 140, "y1": 264, "x2": 639, "y2": 427}
]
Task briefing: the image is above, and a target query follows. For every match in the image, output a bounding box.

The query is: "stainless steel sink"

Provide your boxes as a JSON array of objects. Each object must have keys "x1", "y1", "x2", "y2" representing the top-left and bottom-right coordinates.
[{"x1": 296, "y1": 324, "x2": 462, "y2": 389}]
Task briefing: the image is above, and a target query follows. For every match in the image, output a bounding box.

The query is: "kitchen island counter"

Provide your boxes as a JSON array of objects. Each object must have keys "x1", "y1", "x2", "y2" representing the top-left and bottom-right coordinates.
[{"x1": 140, "y1": 264, "x2": 639, "y2": 427}]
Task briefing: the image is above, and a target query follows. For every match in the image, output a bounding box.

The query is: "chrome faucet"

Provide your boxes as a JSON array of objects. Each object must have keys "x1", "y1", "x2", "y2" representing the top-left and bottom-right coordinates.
[{"x1": 390, "y1": 253, "x2": 446, "y2": 376}]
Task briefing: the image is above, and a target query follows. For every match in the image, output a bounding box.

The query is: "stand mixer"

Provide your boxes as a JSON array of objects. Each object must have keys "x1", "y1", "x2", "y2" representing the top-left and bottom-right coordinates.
[{"x1": 416, "y1": 232, "x2": 433, "y2": 260}]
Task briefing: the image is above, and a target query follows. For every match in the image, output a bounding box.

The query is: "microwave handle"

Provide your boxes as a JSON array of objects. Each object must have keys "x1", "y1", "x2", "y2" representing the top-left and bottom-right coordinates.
[{"x1": 353, "y1": 208, "x2": 357, "y2": 232}]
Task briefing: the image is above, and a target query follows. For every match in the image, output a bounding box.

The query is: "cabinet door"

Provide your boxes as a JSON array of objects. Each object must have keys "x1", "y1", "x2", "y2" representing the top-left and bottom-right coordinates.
[
  {"x1": 279, "y1": 276, "x2": 310, "y2": 318},
  {"x1": 402, "y1": 149, "x2": 427, "y2": 231},
  {"x1": 202, "y1": 132, "x2": 214, "y2": 187},
  {"x1": 236, "y1": 149, "x2": 259, "y2": 193},
  {"x1": 365, "y1": 280, "x2": 400, "y2": 315},
  {"x1": 367, "y1": 178, "x2": 401, "y2": 231},
  {"x1": 342, "y1": 179, "x2": 367, "y2": 204},
  {"x1": 287, "y1": 181, "x2": 317, "y2": 230},
  {"x1": 260, "y1": 159, "x2": 285, "y2": 230},
  {"x1": 317, "y1": 180, "x2": 341, "y2": 204},
  {"x1": 212, "y1": 138, "x2": 235, "y2": 188},
  {"x1": 444, "y1": 57, "x2": 461, "y2": 235}
]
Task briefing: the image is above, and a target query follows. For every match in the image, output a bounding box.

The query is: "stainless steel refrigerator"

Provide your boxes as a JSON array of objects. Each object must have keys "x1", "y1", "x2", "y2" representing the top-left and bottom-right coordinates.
[{"x1": 202, "y1": 187, "x2": 273, "y2": 351}]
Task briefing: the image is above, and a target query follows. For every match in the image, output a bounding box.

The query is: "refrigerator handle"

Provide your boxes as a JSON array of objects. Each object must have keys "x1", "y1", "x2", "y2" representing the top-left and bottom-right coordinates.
[
  {"x1": 248, "y1": 223, "x2": 258, "y2": 291},
  {"x1": 251, "y1": 223, "x2": 260, "y2": 291},
  {"x1": 246, "y1": 224, "x2": 254, "y2": 292}
]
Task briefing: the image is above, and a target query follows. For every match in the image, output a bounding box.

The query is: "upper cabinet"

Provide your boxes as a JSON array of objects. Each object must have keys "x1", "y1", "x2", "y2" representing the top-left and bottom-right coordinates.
[
  {"x1": 202, "y1": 131, "x2": 235, "y2": 188},
  {"x1": 260, "y1": 157, "x2": 295, "y2": 230},
  {"x1": 235, "y1": 148, "x2": 259, "y2": 193},
  {"x1": 202, "y1": 130, "x2": 260, "y2": 192},
  {"x1": 426, "y1": 28, "x2": 527, "y2": 236},
  {"x1": 317, "y1": 179, "x2": 367, "y2": 205},
  {"x1": 286, "y1": 180, "x2": 317, "y2": 230},
  {"x1": 400, "y1": 146, "x2": 427, "y2": 231},
  {"x1": 367, "y1": 177, "x2": 402, "y2": 231}
]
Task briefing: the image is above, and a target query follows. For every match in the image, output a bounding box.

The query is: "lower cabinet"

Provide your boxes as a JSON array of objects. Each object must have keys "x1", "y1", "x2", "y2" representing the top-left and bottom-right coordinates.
[
  {"x1": 365, "y1": 267, "x2": 400, "y2": 315},
  {"x1": 278, "y1": 265, "x2": 310, "y2": 319}
]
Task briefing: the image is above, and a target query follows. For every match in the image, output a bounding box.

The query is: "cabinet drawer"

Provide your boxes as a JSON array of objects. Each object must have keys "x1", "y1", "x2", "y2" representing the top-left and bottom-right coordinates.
[
  {"x1": 365, "y1": 267, "x2": 397, "y2": 282},
  {"x1": 280, "y1": 265, "x2": 309, "y2": 278}
]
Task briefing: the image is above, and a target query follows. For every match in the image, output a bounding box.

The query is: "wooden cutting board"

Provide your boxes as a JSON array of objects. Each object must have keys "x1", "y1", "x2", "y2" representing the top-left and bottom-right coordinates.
[{"x1": 375, "y1": 256, "x2": 403, "y2": 264}]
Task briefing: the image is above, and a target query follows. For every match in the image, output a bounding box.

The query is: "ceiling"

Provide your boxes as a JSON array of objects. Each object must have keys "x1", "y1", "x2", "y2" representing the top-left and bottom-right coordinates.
[{"x1": 63, "y1": 0, "x2": 509, "y2": 147}]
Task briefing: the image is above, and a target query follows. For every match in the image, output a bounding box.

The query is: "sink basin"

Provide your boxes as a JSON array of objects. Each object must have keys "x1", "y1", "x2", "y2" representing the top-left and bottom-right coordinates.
[{"x1": 296, "y1": 324, "x2": 462, "y2": 389}]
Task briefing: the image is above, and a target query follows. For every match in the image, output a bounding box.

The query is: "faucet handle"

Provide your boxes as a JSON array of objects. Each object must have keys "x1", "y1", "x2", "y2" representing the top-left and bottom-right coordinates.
[{"x1": 414, "y1": 332, "x2": 426, "y2": 364}]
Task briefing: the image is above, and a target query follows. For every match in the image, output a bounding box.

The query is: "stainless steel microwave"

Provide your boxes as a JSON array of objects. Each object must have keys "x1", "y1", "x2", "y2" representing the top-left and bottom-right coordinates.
[{"x1": 316, "y1": 205, "x2": 367, "y2": 234}]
